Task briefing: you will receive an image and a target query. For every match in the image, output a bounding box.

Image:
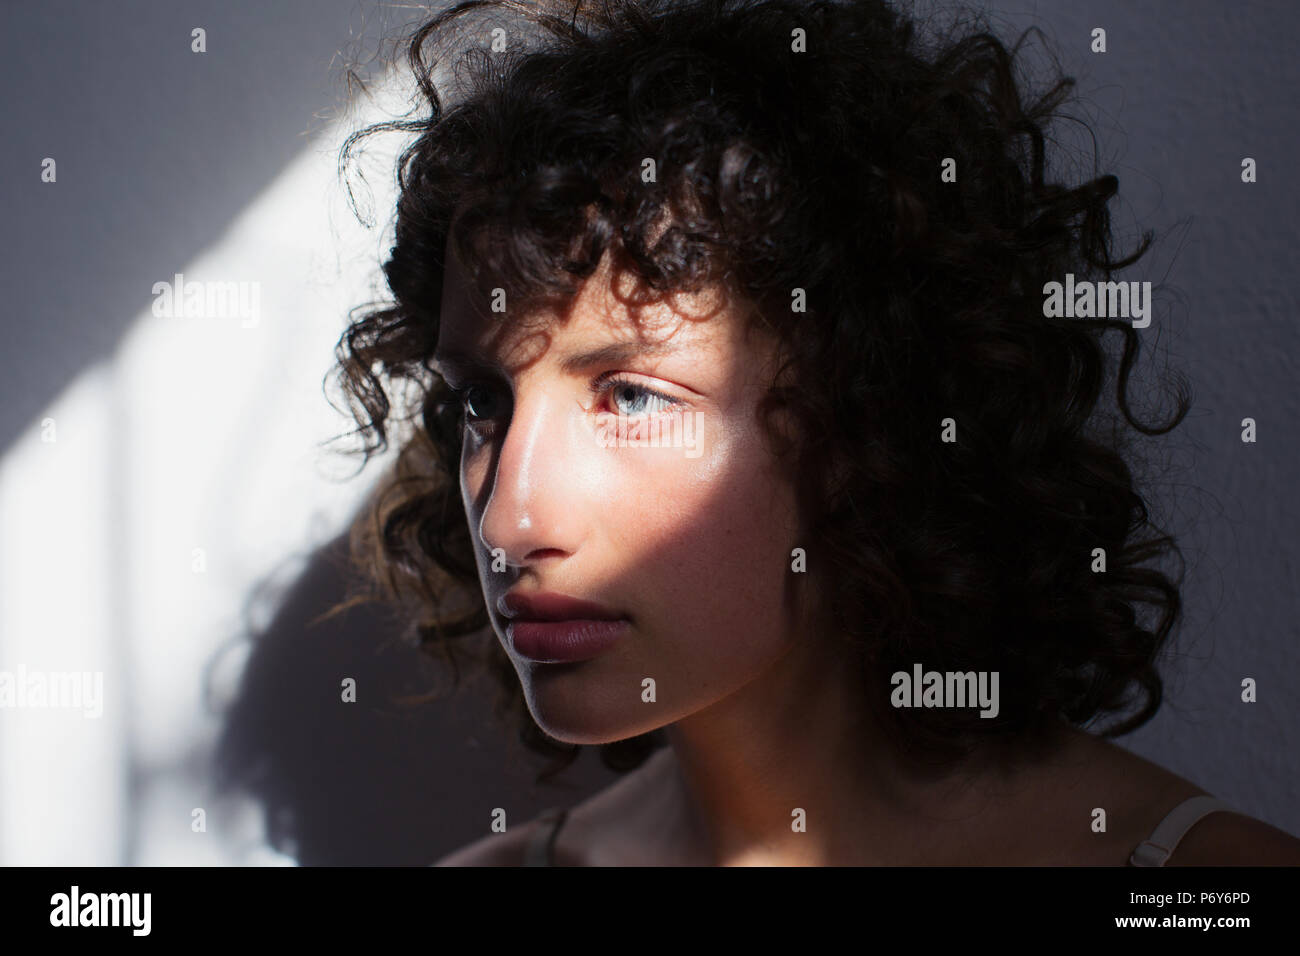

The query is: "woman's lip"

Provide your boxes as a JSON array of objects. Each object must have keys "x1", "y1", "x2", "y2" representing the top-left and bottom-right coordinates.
[
  {"x1": 497, "y1": 590, "x2": 625, "y2": 623},
  {"x1": 506, "y1": 618, "x2": 629, "y2": 663}
]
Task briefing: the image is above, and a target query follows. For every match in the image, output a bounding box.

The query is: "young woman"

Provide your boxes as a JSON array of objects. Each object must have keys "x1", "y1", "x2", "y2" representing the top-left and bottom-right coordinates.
[{"x1": 330, "y1": 0, "x2": 1300, "y2": 865}]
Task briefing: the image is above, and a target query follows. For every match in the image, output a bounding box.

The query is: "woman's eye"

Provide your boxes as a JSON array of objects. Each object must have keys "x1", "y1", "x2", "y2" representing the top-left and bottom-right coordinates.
[
  {"x1": 457, "y1": 383, "x2": 507, "y2": 421},
  {"x1": 449, "y1": 376, "x2": 677, "y2": 427},
  {"x1": 606, "y1": 380, "x2": 678, "y2": 416}
]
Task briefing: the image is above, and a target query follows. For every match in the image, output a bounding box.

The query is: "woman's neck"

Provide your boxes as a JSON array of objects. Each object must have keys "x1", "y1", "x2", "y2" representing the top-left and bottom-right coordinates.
[{"x1": 653, "y1": 633, "x2": 1077, "y2": 865}]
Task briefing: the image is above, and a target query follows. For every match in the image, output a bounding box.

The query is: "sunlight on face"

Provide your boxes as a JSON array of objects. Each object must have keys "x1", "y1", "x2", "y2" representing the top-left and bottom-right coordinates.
[{"x1": 434, "y1": 239, "x2": 806, "y2": 744}]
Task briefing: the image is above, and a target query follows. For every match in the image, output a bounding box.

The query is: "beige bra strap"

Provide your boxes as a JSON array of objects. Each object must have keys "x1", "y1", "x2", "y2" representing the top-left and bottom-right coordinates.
[
  {"x1": 523, "y1": 807, "x2": 568, "y2": 866},
  {"x1": 1129, "y1": 795, "x2": 1235, "y2": 867}
]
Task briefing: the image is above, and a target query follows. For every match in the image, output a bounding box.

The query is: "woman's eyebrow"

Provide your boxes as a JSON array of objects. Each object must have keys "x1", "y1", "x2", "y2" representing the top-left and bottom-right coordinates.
[
  {"x1": 557, "y1": 339, "x2": 677, "y2": 374},
  {"x1": 432, "y1": 340, "x2": 679, "y2": 378}
]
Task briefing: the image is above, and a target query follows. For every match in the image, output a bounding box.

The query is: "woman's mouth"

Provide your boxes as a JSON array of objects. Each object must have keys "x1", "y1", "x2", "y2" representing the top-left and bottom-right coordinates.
[
  {"x1": 505, "y1": 618, "x2": 630, "y2": 663},
  {"x1": 498, "y1": 591, "x2": 630, "y2": 663}
]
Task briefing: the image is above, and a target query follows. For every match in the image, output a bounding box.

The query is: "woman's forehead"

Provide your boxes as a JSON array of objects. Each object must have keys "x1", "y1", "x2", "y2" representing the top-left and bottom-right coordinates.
[{"x1": 435, "y1": 242, "x2": 740, "y2": 371}]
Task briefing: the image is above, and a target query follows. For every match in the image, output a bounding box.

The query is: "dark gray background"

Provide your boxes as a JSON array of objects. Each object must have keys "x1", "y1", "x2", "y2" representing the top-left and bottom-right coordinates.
[{"x1": 2, "y1": 0, "x2": 1296, "y2": 863}]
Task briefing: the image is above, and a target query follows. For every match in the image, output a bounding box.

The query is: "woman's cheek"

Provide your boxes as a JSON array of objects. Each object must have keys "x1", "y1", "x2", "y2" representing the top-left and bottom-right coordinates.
[
  {"x1": 606, "y1": 416, "x2": 731, "y2": 542},
  {"x1": 624, "y1": 421, "x2": 789, "y2": 608}
]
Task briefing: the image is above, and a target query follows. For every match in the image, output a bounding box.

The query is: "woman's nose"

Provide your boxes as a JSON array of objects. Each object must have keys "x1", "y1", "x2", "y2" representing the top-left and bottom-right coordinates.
[{"x1": 476, "y1": 389, "x2": 586, "y2": 568}]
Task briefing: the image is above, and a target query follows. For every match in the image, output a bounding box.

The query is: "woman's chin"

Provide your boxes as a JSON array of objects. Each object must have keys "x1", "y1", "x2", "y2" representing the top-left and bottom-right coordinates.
[{"x1": 524, "y1": 694, "x2": 669, "y2": 747}]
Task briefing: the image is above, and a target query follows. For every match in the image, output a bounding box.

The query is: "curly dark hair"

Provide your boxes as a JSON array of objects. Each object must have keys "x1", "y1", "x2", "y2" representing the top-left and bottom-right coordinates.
[{"x1": 326, "y1": 0, "x2": 1193, "y2": 781}]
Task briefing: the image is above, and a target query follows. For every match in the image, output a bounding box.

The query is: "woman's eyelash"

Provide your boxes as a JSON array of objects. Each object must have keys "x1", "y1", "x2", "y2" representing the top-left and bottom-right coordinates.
[
  {"x1": 589, "y1": 373, "x2": 681, "y2": 415},
  {"x1": 444, "y1": 374, "x2": 682, "y2": 421}
]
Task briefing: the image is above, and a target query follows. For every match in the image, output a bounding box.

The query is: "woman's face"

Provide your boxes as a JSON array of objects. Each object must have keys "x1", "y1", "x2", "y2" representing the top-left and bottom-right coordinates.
[{"x1": 435, "y1": 242, "x2": 808, "y2": 744}]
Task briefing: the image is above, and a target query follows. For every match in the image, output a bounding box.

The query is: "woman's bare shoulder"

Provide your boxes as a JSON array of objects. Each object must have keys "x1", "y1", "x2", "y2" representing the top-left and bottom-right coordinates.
[
  {"x1": 1061, "y1": 730, "x2": 1300, "y2": 865},
  {"x1": 1165, "y1": 812, "x2": 1300, "y2": 866}
]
